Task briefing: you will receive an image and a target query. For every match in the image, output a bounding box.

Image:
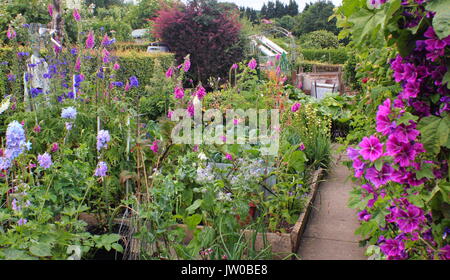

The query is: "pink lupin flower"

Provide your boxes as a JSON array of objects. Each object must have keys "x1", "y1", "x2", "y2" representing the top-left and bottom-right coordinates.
[
  {"x1": 73, "y1": 8, "x2": 81, "y2": 22},
  {"x1": 225, "y1": 153, "x2": 233, "y2": 161},
  {"x1": 6, "y1": 26, "x2": 16, "y2": 40},
  {"x1": 102, "y1": 48, "x2": 110, "y2": 64},
  {"x1": 165, "y1": 67, "x2": 174, "y2": 78},
  {"x1": 48, "y1": 4, "x2": 54, "y2": 17},
  {"x1": 187, "y1": 103, "x2": 195, "y2": 117},
  {"x1": 167, "y1": 110, "x2": 173, "y2": 118},
  {"x1": 150, "y1": 140, "x2": 159, "y2": 153},
  {"x1": 85, "y1": 31, "x2": 95, "y2": 49},
  {"x1": 174, "y1": 86, "x2": 185, "y2": 99},
  {"x1": 75, "y1": 57, "x2": 81, "y2": 72},
  {"x1": 183, "y1": 59, "x2": 191, "y2": 72},
  {"x1": 51, "y1": 143, "x2": 59, "y2": 153},
  {"x1": 194, "y1": 85, "x2": 206, "y2": 100},
  {"x1": 248, "y1": 58, "x2": 257, "y2": 70},
  {"x1": 231, "y1": 63, "x2": 238, "y2": 70}
]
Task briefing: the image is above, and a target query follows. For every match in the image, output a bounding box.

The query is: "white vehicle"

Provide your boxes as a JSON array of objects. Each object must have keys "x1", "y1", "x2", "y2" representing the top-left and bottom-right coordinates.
[{"x1": 146, "y1": 42, "x2": 170, "y2": 53}]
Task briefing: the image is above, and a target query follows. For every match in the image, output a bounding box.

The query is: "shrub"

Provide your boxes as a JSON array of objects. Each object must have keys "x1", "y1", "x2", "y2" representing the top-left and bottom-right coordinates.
[
  {"x1": 295, "y1": 60, "x2": 343, "y2": 73},
  {"x1": 299, "y1": 30, "x2": 340, "y2": 49},
  {"x1": 153, "y1": 0, "x2": 245, "y2": 85}
]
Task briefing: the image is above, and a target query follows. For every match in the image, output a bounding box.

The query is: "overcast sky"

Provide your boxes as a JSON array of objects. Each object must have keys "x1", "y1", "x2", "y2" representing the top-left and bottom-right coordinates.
[
  {"x1": 127, "y1": 0, "x2": 343, "y2": 11},
  {"x1": 218, "y1": 0, "x2": 343, "y2": 11}
]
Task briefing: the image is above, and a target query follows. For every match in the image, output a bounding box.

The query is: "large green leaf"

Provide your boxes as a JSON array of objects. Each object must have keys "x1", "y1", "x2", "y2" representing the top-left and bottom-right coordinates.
[
  {"x1": 29, "y1": 243, "x2": 52, "y2": 257},
  {"x1": 427, "y1": 0, "x2": 450, "y2": 39},
  {"x1": 418, "y1": 115, "x2": 450, "y2": 155}
]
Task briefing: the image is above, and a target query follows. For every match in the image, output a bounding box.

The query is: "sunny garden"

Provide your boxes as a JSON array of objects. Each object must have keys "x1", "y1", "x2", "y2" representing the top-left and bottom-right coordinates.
[{"x1": 0, "y1": 0, "x2": 448, "y2": 261}]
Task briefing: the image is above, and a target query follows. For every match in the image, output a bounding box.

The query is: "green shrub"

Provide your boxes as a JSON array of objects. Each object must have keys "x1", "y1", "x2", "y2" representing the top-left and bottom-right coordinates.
[{"x1": 298, "y1": 30, "x2": 340, "y2": 49}]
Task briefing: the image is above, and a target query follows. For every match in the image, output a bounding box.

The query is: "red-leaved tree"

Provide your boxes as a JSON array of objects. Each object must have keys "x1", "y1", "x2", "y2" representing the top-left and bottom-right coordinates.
[{"x1": 153, "y1": 0, "x2": 244, "y2": 85}]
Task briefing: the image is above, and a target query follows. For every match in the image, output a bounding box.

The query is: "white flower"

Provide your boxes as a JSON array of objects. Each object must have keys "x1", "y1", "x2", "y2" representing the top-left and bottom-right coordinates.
[{"x1": 198, "y1": 152, "x2": 207, "y2": 160}]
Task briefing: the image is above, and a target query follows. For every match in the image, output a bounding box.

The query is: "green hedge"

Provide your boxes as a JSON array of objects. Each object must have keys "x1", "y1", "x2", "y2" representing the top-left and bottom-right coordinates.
[
  {"x1": 0, "y1": 47, "x2": 175, "y2": 99},
  {"x1": 114, "y1": 50, "x2": 174, "y2": 88},
  {"x1": 296, "y1": 60, "x2": 343, "y2": 73},
  {"x1": 299, "y1": 48, "x2": 348, "y2": 65},
  {"x1": 113, "y1": 42, "x2": 150, "y2": 52}
]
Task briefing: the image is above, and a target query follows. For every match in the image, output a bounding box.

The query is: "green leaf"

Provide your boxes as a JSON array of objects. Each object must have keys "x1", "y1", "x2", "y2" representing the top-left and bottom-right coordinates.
[
  {"x1": 186, "y1": 199, "x2": 203, "y2": 215},
  {"x1": 374, "y1": 159, "x2": 383, "y2": 171},
  {"x1": 443, "y1": 71, "x2": 450, "y2": 90},
  {"x1": 286, "y1": 150, "x2": 307, "y2": 173},
  {"x1": 416, "y1": 162, "x2": 435, "y2": 180},
  {"x1": 29, "y1": 243, "x2": 52, "y2": 257},
  {"x1": 418, "y1": 115, "x2": 450, "y2": 155},
  {"x1": 185, "y1": 214, "x2": 202, "y2": 230},
  {"x1": 427, "y1": 0, "x2": 450, "y2": 39},
  {"x1": 348, "y1": 8, "x2": 385, "y2": 45},
  {"x1": 1, "y1": 248, "x2": 37, "y2": 260}
]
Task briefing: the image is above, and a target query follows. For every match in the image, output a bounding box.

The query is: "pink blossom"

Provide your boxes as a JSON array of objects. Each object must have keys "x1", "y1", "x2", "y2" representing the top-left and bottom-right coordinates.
[
  {"x1": 165, "y1": 67, "x2": 174, "y2": 78},
  {"x1": 358, "y1": 135, "x2": 383, "y2": 162},
  {"x1": 86, "y1": 31, "x2": 95, "y2": 49},
  {"x1": 298, "y1": 143, "x2": 305, "y2": 151},
  {"x1": 73, "y1": 8, "x2": 81, "y2": 22},
  {"x1": 231, "y1": 63, "x2": 238, "y2": 70},
  {"x1": 225, "y1": 153, "x2": 233, "y2": 161},
  {"x1": 75, "y1": 58, "x2": 81, "y2": 72},
  {"x1": 248, "y1": 58, "x2": 257, "y2": 70},
  {"x1": 194, "y1": 86, "x2": 206, "y2": 100},
  {"x1": 174, "y1": 86, "x2": 185, "y2": 99},
  {"x1": 6, "y1": 26, "x2": 16, "y2": 40},
  {"x1": 167, "y1": 110, "x2": 173, "y2": 118},
  {"x1": 48, "y1": 4, "x2": 54, "y2": 17},
  {"x1": 51, "y1": 143, "x2": 59, "y2": 153},
  {"x1": 113, "y1": 63, "x2": 120, "y2": 70},
  {"x1": 150, "y1": 140, "x2": 159, "y2": 153},
  {"x1": 291, "y1": 102, "x2": 301, "y2": 112},
  {"x1": 183, "y1": 59, "x2": 191, "y2": 72}
]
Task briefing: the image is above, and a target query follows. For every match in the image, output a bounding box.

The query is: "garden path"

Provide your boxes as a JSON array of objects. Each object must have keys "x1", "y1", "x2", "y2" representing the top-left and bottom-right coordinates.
[{"x1": 297, "y1": 148, "x2": 366, "y2": 260}]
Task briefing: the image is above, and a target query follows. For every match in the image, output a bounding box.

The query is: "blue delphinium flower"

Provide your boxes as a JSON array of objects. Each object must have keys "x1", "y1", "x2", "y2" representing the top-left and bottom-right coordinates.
[
  {"x1": 70, "y1": 48, "x2": 78, "y2": 56},
  {"x1": 112, "y1": 81, "x2": 123, "y2": 87},
  {"x1": 61, "y1": 107, "x2": 77, "y2": 119},
  {"x1": 94, "y1": 161, "x2": 108, "y2": 177},
  {"x1": 6, "y1": 121, "x2": 26, "y2": 157},
  {"x1": 37, "y1": 153, "x2": 52, "y2": 169},
  {"x1": 7, "y1": 74, "x2": 16, "y2": 81},
  {"x1": 96, "y1": 130, "x2": 111, "y2": 151},
  {"x1": 30, "y1": 88, "x2": 43, "y2": 98},
  {"x1": 130, "y1": 76, "x2": 139, "y2": 88},
  {"x1": 25, "y1": 73, "x2": 33, "y2": 82}
]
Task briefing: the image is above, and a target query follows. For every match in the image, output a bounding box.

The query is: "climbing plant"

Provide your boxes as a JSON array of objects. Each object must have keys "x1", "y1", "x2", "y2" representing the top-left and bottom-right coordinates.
[{"x1": 336, "y1": 0, "x2": 449, "y2": 260}]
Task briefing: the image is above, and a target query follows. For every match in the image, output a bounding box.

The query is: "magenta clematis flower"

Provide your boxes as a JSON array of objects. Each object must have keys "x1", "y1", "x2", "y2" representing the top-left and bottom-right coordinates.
[
  {"x1": 248, "y1": 58, "x2": 257, "y2": 70},
  {"x1": 352, "y1": 158, "x2": 365, "y2": 178},
  {"x1": 358, "y1": 135, "x2": 383, "y2": 162},
  {"x1": 376, "y1": 99, "x2": 393, "y2": 135},
  {"x1": 347, "y1": 147, "x2": 360, "y2": 161},
  {"x1": 380, "y1": 239, "x2": 407, "y2": 260},
  {"x1": 393, "y1": 123, "x2": 420, "y2": 143},
  {"x1": 291, "y1": 102, "x2": 301, "y2": 112},
  {"x1": 86, "y1": 31, "x2": 95, "y2": 49},
  {"x1": 365, "y1": 164, "x2": 394, "y2": 187},
  {"x1": 394, "y1": 204, "x2": 426, "y2": 233},
  {"x1": 73, "y1": 8, "x2": 81, "y2": 22},
  {"x1": 358, "y1": 210, "x2": 371, "y2": 222}
]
